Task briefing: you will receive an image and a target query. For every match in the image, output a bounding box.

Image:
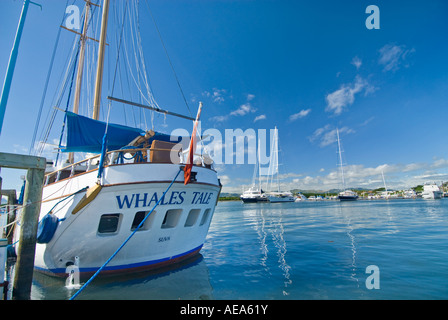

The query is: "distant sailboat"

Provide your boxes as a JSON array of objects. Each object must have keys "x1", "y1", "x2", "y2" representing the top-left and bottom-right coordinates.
[
  {"x1": 381, "y1": 170, "x2": 389, "y2": 199},
  {"x1": 266, "y1": 127, "x2": 294, "y2": 203},
  {"x1": 240, "y1": 138, "x2": 268, "y2": 203},
  {"x1": 336, "y1": 128, "x2": 358, "y2": 201}
]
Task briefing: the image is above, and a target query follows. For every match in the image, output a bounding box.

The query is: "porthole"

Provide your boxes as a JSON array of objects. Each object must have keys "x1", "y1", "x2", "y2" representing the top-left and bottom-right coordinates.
[
  {"x1": 185, "y1": 209, "x2": 201, "y2": 227},
  {"x1": 161, "y1": 209, "x2": 182, "y2": 229},
  {"x1": 199, "y1": 208, "x2": 211, "y2": 226},
  {"x1": 131, "y1": 210, "x2": 156, "y2": 231},
  {"x1": 98, "y1": 214, "x2": 121, "y2": 234}
]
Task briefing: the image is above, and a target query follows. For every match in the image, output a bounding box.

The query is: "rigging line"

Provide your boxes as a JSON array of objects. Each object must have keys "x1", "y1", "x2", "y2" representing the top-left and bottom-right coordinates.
[
  {"x1": 70, "y1": 167, "x2": 183, "y2": 300},
  {"x1": 35, "y1": 0, "x2": 81, "y2": 155},
  {"x1": 55, "y1": 41, "x2": 81, "y2": 166},
  {"x1": 143, "y1": 0, "x2": 192, "y2": 117},
  {"x1": 29, "y1": 0, "x2": 69, "y2": 156},
  {"x1": 109, "y1": 0, "x2": 128, "y2": 97},
  {"x1": 37, "y1": 38, "x2": 79, "y2": 156}
]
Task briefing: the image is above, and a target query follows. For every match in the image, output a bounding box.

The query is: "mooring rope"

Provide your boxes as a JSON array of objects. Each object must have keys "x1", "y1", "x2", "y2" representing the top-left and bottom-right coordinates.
[{"x1": 69, "y1": 168, "x2": 183, "y2": 300}]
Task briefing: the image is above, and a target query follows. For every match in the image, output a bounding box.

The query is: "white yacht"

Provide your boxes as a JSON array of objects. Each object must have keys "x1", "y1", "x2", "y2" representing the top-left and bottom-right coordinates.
[
  {"x1": 338, "y1": 190, "x2": 359, "y2": 201},
  {"x1": 267, "y1": 191, "x2": 295, "y2": 203},
  {"x1": 240, "y1": 187, "x2": 268, "y2": 203},
  {"x1": 294, "y1": 193, "x2": 307, "y2": 202},
  {"x1": 422, "y1": 182, "x2": 443, "y2": 199}
]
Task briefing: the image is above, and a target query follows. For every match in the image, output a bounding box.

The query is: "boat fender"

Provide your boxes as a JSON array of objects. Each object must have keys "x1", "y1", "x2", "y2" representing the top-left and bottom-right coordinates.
[
  {"x1": 37, "y1": 214, "x2": 64, "y2": 244},
  {"x1": 7, "y1": 244, "x2": 17, "y2": 259}
]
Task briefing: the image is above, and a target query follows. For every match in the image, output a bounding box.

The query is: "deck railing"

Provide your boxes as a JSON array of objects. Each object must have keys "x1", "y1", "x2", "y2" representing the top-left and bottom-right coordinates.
[{"x1": 44, "y1": 145, "x2": 212, "y2": 186}]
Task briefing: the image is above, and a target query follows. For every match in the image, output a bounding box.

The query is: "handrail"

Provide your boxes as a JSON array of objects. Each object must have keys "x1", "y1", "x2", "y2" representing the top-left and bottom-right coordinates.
[{"x1": 44, "y1": 145, "x2": 212, "y2": 185}]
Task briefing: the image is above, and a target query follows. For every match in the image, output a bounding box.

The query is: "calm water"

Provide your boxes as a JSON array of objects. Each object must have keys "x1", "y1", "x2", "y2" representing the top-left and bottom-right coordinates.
[{"x1": 30, "y1": 199, "x2": 448, "y2": 300}]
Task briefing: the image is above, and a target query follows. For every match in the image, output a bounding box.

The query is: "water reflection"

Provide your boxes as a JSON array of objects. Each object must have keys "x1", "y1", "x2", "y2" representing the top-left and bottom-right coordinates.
[
  {"x1": 31, "y1": 253, "x2": 213, "y2": 300},
  {"x1": 244, "y1": 205, "x2": 292, "y2": 296}
]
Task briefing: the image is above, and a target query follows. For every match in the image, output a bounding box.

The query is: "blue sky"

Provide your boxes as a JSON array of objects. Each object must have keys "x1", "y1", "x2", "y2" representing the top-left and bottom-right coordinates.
[{"x1": 1, "y1": 0, "x2": 448, "y2": 193}]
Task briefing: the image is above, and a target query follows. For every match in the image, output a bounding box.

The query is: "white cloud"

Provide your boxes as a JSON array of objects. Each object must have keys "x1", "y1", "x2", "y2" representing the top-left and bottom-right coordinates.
[
  {"x1": 208, "y1": 93, "x2": 258, "y2": 123},
  {"x1": 218, "y1": 175, "x2": 231, "y2": 186},
  {"x1": 309, "y1": 125, "x2": 355, "y2": 147},
  {"x1": 325, "y1": 76, "x2": 374, "y2": 115},
  {"x1": 378, "y1": 44, "x2": 415, "y2": 72},
  {"x1": 254, "y1": 114, "x2": 266, "y2": 122},
  {"x1": 230, "y1": 103, "x2": 257, "y2": 116},
  {"x1": 247, "y1": 94, "x2": 255, "y2": 101},
  {"x1": 210, "y1": 115, "x2": 229, "y2": 122},
  {"x1": 351, "y1": 56, "x2": 362, "y2": 70},
  {"x1": 221, "y1": 157, "x2": 448, "y2": 194},
  {"x1": 289, "y1": 108, "x2": 311, "y2": 121},
  {"x1": 202, "y1": 88, "x2": 227, "y2": 103}
]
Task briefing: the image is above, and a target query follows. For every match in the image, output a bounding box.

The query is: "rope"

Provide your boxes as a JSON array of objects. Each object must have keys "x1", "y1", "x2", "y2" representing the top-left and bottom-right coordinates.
[
  {"x1": 0, "y1": 186, "x2": 89, "y2": 254},
  {"x1": 143, "y1": 0, "x2": 192, "y2": 118},
  {"x1": 70, "y1": 168, "x2": 183, "y2": 300},
  {"x1": 46, "y1": 186, "x2": 89, "y2": 215}
]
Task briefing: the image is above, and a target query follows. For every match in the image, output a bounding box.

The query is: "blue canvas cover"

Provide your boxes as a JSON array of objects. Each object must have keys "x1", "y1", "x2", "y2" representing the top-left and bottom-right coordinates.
[{"x1": 63, "y1": 112, "x2": 183, "y2": 153}]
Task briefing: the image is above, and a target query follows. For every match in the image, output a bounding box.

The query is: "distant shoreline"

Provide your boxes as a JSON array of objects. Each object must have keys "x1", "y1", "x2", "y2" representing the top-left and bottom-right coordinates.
[{"x1": 218, "y1": 196, "x2": 240, "y2": 201}]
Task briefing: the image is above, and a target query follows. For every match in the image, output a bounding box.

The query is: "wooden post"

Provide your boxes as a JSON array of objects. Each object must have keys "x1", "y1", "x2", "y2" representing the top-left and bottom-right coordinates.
[
  {"x1": 12, "y1": 167, "x2": 44, "y2": 300},
  {"x1": 0, "y1": 152, "x2": 45, "y2": 300},
  {"x1": 6, "y1": 190, "x2": 17, "y2": 245},
  {"x1": 0, "y1": 189, "x2": 17, "y2": 243}
]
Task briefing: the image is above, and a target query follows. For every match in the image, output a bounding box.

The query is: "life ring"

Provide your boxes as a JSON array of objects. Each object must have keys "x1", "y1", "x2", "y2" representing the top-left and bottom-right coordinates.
[{"x1": 37, "y1": 214, "x2": 60, "y2": 244}]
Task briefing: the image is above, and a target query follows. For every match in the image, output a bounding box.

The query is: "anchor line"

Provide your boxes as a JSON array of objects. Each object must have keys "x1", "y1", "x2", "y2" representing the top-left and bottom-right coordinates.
[{"x1": 70, "y1": 168, "x2": 183, "y2": 300}]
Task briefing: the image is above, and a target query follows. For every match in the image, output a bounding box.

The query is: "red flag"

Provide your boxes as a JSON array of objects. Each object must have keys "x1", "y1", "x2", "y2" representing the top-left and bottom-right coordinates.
[{"x1": 184, "y1": 103, "x2": 202, "y2": 185}]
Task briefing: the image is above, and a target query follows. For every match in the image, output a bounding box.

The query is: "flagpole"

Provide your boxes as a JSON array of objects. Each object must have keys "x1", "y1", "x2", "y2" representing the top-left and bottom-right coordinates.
[{"x1": 184, "y1": 102, "x2": 202, "y2": 185}]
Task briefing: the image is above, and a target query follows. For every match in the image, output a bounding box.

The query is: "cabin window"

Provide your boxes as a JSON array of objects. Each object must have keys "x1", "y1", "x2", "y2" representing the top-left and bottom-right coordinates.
[
  {"x1": 199, "y1": 209, "x2": 211, "y2": 226},
  {"x1": 131, "y1": 210, "x2": 155, "y2": 231},
  {"x1": 98, "y1": 214, "x2": 121, "y2": 234},
  {"x1": 161, "y1": 209, "x2": 182, "y2": 229},
  {"x1": 184, "y1": 209, "x2": 201, "y2": 227}
]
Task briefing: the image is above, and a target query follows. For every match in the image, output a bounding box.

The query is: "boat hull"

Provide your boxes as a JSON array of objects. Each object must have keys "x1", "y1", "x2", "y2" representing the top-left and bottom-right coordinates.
[
  {"x1": 338, "y1": 195, "x2": 358, "y2": 201},
  {"x1": 422, "y1": 191, "x2": 443, "y2": 199},
  {"x1": 21, "y1": 163, "x2": 221, "y2": 278},
  {"x1": 240, "y1": 197, "x2": 268, "y2": 203},
  {"x1": 268, "y1": 196, "x2": 295, "y2": 203}
]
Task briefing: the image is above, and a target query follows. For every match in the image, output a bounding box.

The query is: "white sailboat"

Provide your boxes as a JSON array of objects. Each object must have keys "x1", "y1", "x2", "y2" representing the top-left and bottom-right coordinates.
[
  {"x1": 336, "y1": 128, "x2": 358, "y2": 201},
  {"x1": 381, "y1": 170, "x2": 389, "y2": 200},
  {"x1": 14, "y1": 0, "x2": 221, "y2": 278},
  {"x1": 266, "y1": 127, "x2": 294, "y2": 203},
  {"x1": 240, "y1": 138, "x2": 268, "y2": 203}
]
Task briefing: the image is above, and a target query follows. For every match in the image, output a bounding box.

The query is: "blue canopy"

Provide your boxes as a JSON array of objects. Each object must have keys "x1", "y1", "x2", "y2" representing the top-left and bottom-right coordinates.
[{"x1": 63, "y1": 112, "x2": 183, "y2": 153}]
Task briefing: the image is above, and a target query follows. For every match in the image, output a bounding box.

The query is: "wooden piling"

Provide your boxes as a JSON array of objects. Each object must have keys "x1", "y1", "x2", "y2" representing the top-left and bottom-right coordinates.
[
  {"x1": 0, "y1": 152, "x2": 45, "y2": 300},
  {"x1": 1, "y1": 189, "x2": 17, "y2": 244},
  {"x1": 12, "y1": 167, "x2": 44, "y2": 299}
]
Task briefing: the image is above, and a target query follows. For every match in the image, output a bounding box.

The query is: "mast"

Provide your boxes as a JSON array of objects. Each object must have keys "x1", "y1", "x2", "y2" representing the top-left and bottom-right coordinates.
[
  {"x1": 266, "y1": 127, "x2": 279, "y2": 192},
  {"x1": 251, "y1": 140, "x2": 258, "y2": 188},
  {"x1": 381, "y1": 170, "x2": 388, "y2": 199},
  {"x1": 258, "y1": 137, "x2": 262, "y2": 191},
  {"x1": 69, "y1": 2, "x2": 92, "y2": 163},
  {"x1": 0, "y1": 0, "x2": 38, "y2": 136},
  {"x1": 92, "y1": 0, "x2": 110, "y2": 120},
  {"x1": 336, "y1": 128, "x2": 346, "y2": 191},
  {"x1": 73, "y1": 2, "x2": 91, "y2": 115},
  {"x1": 274, "y1": 127, "x2": 279, "y2": 192}
]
